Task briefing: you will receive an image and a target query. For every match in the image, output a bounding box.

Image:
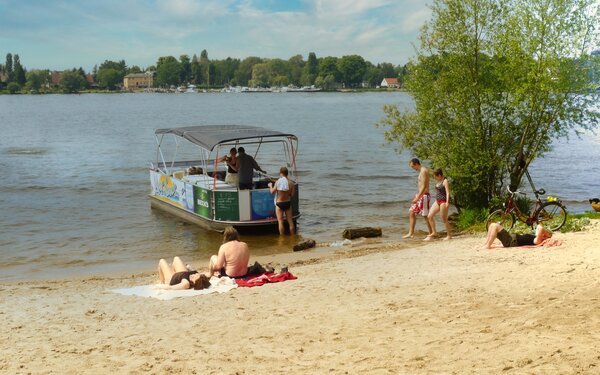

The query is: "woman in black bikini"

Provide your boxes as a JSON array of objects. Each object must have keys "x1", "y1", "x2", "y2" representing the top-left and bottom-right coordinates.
[
  {"x1": 268, "y1": 167, "x2": 296, "y2": 235},
  {"x1": 157, "y1": 256, "x2": 210, "y2": 290}
]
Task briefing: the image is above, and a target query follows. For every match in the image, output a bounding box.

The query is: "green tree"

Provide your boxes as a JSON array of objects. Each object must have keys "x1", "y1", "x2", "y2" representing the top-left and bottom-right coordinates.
[
  {"x1": 26, "y1": 69, "x2": 50, "y2": 93},
  {"x1": 128, "y1": 65, "x2": 142, "y2": 74},
  {"x1": 7, "y1": 82, "x2": 20, "y2": 94},
  {"x1": 337, "y1": 55, "x2": 367, "y2": 87},
  {"x1": 314, "y1": 74, "x2": 336, "y2": 90},
  {"x1": 5, "y1": 53, "x2": 13, "y2": 82},
  {"x1": 380, "y1": 0, "x2": 599, "y2": 208},
  {"x1": 364, "y1": 62, "x2": 383, "y2": 87},
  {"x1": 234, "y1": 56, "x2": 263, "y2": 86},
  {"x1": 97, "y1": 60, "x2": 126, "y2": 90},
  {"x1": 379, "y1": 62, "x2": 396, "y2": 79},
  {"x1": 249, "y1": 63, "x2": 270, "y2": 87},
  {"x1": 13, "y1": 54, "x2": 26, "y2": 85},
  {"x1": 179, "y1": 55, "x2": 191, "y2": 83},
  {"x1": 190, "y1": 54, "x2": 200, "y2": 83},
  {"x1": 318, "y1": 56, "x2": 341, "y2": 82},
  {"x1": 199, "y1": 49, "x2": 209, "y2": 86},
  {"x1": 59, "y1": 69, "x2": 86, "y2": 93},
  {"x1": 155, "y1": 56, "x2": 182, "y2": 87},
  {"x1": 287, "y1": 55, "x2": 304, "y2": 85},
  {"x1": 97, "y1": 68, "x2": 122, "y2": 90},
  {"x1": 301, "y1": 52, "x2": 318, "y2": 86}
]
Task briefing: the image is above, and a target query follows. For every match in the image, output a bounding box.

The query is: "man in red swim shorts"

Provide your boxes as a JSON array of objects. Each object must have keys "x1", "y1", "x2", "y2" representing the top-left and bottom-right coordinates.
[{"x1": 403, "y1": 158, "x2": 433, "y2": 239}]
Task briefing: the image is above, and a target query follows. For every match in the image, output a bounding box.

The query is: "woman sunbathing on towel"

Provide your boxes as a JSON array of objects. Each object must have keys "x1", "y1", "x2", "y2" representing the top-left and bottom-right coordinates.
[
  {"x1": 156, "y1": 256, "x2": 211, "y2": 290},
  {"x1": 484, "y1": 223, "x2": 553, "y2": 249}
]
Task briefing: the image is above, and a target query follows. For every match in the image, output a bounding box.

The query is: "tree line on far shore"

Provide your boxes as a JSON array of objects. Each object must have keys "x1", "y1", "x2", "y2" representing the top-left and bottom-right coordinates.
[{"x1": 0, "y1": 50, "x2": 410, "y2": 94}]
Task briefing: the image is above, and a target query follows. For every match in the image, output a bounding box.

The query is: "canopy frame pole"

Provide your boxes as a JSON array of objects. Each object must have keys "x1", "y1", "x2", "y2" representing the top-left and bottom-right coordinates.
[{"x1": 155, "y1": 134, "x2": 169, "y2": 174}]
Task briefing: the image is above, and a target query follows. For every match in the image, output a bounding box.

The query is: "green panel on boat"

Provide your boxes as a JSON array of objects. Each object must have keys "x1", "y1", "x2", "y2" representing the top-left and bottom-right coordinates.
[
  {"x1": 193, "y1": 186, "x2": 211, "y2": 218},
  {"x1": 214, "y1": 191, "x2": 240, "y2": 221}
]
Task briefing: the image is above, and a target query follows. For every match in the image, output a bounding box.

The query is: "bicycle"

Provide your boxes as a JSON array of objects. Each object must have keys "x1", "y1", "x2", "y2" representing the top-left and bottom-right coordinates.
[{"x1": 485, "y1": 186, "x2": 568, "y2": 231}]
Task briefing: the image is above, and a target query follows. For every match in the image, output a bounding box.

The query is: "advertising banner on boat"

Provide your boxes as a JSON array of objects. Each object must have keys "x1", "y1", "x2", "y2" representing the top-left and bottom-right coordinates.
[
  {"x1": 251, "y1": 190, "x2": 276, "y2": 220},
  {"x1": 214, "y1": 191, "x2": 239, "y2": 221},
  {"x1": 150, "y1": 171, "x2": 193, "y2": 211},
  {"x1": 193, "y1": 186, "x2": 211, "y2": 218}
]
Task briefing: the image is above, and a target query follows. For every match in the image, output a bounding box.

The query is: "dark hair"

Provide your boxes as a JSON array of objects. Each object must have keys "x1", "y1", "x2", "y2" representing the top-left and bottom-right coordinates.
[
  {"x1": 229, "y1": 147, "x2": 237, "y2": 154},
  {"x1": 410, "y1": 158, "x2": 421, "y2": 166},
  {"x1": 237, "y1": 147, "x2": 245, "y2": 153},
  {"x1": 191, "y1": 274, "x2": 211, "y2": 290},
  {"x1": 279, "y1": 166, "x2": 289, "y2": 176},
  {"x1": 223, "y1": 226, "x2": 239, "y2": 243},
  {"x1": 433, "y1": 168, "x2": 443, "y2": 177}
]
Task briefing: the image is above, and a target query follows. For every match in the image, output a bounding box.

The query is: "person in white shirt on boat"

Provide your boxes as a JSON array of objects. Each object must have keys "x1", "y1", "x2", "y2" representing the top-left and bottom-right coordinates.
[
  {"x1": 269, "y1": 166, "x2": 296, "y2": 235},
  {"x1": 219, "y1": 147, "x2": 239, "y2": 186}
]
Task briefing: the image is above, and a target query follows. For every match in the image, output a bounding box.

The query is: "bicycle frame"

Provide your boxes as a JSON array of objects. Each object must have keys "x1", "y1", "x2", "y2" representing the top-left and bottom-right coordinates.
[{"x1": 502, "y1": 189, "x2": 544, "y2": 227}]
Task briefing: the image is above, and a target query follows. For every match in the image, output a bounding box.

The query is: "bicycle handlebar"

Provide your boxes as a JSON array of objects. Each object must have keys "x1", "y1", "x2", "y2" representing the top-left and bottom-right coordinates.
[{"x1": 507, "y1": 186, "x2": 526, "y2": 195}]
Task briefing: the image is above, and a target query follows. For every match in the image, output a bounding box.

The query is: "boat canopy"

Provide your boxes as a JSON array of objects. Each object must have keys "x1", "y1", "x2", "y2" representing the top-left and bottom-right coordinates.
[{"x1": 155, "y1": 125, "x2": 297, "y2": 151}]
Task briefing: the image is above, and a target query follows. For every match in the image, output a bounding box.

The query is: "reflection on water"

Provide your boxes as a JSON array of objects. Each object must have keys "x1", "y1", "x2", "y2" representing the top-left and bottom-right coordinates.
[{"x1": 0, "y1": 93, "x2": 598, "y2": 281}]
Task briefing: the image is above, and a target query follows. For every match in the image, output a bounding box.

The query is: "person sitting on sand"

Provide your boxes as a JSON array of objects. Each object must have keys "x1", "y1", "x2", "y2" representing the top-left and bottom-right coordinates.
[
  {"x1": 483, "y1": 223, "x2": 552, "y2": 249},
  {"x1": 207, "y1": 226, "x2": 250, "y2": 278},
  {"x1": 157, "y1": 256, "x2": 211, "y2": 290}
]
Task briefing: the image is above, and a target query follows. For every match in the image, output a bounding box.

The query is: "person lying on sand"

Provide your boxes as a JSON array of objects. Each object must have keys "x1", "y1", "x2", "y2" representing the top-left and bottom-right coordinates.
[
  {"x1": 483, "y1": 223, "x2": 553, "y2": 249},
  {"x1": 157, "y1": 256, "x2": 211, "y2": 290}
]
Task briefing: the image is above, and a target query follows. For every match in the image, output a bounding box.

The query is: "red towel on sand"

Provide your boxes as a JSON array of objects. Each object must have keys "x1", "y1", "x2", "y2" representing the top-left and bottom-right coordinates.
[{"x1": 235, "y1": 272, "x2": 297, "y2": 288}]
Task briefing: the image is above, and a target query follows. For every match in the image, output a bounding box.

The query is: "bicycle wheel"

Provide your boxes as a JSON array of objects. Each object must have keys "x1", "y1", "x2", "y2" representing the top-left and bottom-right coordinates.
[
  {"x1": 485, "y1": 209, "x2": 515, "y2": 231},
  {"x1": 535, "y1": 201, "x2": 567, "y2": 231}
]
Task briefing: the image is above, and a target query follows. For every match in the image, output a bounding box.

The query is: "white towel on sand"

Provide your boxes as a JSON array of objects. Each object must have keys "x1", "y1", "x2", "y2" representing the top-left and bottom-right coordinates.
[{"x1": 111, "y1": 276, "x2": 237, "y2": 300}]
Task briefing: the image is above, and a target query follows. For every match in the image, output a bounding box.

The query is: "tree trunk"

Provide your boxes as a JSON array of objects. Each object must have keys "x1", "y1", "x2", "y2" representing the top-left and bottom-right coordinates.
[
  {"x1": 293, "y1": 239, "x2": 316, "y2": 252},
  {"x1": 342, "y1": 227, "x2": 382, "y2": 239}
]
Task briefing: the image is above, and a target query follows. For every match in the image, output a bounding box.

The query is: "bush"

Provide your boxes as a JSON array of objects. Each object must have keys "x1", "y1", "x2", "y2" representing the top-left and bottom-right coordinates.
[
  {"x1": 7, "y1": 82, "x2": 21, "y2": 94},
  {"x1": 560, "y1": 217, "x2": 591, "y2": 233},
  {"x1": 453, "y1": 208, "x2": 488, "y2": 232}
]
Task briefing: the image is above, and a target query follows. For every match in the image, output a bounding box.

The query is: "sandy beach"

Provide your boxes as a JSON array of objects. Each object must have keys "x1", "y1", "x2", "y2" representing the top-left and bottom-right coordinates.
[{"x1": 2, "y1": 221, "x2": 600, "y2": 374}]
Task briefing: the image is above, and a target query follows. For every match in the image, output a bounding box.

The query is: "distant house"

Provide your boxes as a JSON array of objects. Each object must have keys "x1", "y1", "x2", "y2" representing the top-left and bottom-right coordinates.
[
  {"x1": 85, "y1": 74, "x2": 98, "y2": 88},
  {"x1": 380, "y1": 77, "x2": 400, "y2": 88},
  {"x1": 50, "y1": 71, "x2": 62, "y2": 87},
  {"x1": 124, "y1": 72, "x2": 154, "y2": 90}
]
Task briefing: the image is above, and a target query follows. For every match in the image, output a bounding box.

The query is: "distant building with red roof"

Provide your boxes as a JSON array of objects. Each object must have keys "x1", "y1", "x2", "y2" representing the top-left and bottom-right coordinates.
[{"x1": 381, "y1": 77, "x2": 400, "y2": 88}]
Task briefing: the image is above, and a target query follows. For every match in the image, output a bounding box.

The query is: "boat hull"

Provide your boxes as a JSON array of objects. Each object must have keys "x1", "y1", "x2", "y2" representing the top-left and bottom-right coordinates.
[{"x1": 149, "y1": 194, "x2": 300, "y2": 231}]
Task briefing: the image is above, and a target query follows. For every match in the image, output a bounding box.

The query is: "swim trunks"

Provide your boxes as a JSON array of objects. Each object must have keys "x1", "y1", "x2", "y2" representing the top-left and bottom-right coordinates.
[
  {"x1": 276, "y1": 201, "x2": 291, "y2": 210},
  {"x1": 410, "y1": 193, "x2": 430, "y2": 216}
]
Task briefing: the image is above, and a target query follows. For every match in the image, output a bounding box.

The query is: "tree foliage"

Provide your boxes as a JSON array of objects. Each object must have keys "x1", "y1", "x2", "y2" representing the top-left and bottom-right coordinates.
[
  {"x1": 59, "y1": 69, "x2": 87, "y2": 93},
  {"x1": 97, "y1": 60, "x2": 126, "y2": 90},
  {"x1": 155, "y1": 56, "x2": 182, "y2": 87},
  {"x1": 379, "y1": 0, "x2": 600, "y2": 209}
]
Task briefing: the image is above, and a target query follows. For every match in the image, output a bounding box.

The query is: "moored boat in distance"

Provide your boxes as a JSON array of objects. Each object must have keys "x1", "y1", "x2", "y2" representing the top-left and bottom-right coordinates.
[{"x1": 149, "y1": 125, "x2": 300, "y2": 231}]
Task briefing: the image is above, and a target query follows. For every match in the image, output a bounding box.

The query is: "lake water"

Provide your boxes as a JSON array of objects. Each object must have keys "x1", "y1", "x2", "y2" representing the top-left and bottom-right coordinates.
[{"x1": 1, "y1": 92, "x2": 598, "y2": 281}]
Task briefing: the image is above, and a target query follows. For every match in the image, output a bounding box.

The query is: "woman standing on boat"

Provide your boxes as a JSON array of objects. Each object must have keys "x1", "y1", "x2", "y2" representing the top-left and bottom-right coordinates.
[
  {"x1": 220, "y1": 147, "x2": 239, "y2": 186},
  {"x1": 269, "y1": 167, "x2": 296, "y2": 235}
]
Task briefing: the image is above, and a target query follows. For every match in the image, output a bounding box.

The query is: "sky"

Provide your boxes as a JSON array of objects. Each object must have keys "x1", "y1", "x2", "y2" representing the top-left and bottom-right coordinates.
[{"x1": 0, "y1": 0, "x2": 431, "y2": 72}]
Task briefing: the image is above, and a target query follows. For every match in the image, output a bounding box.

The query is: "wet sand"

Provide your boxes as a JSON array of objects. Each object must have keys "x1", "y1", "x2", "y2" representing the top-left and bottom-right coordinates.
[{"x1": 2, "y1": 221, "x2": 600, "y2": 374}]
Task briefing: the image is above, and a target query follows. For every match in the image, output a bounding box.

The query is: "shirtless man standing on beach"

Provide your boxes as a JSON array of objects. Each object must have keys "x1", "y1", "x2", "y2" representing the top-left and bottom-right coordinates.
[
  {"x1": 207, "y1": 226, "x2": 250, "y2": 278},
  {"x1": 403, "y1": 158, "x2": 433, "y2": 239}
]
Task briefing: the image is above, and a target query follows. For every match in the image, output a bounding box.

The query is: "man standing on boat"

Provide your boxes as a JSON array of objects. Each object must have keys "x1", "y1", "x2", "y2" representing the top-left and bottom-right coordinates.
[
  {"x1": 403, "y1": 158, "x2": 433, "y2": 239},
  {"x1": 237, "y1": 147, "x2": 266, "y2": 190}
]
